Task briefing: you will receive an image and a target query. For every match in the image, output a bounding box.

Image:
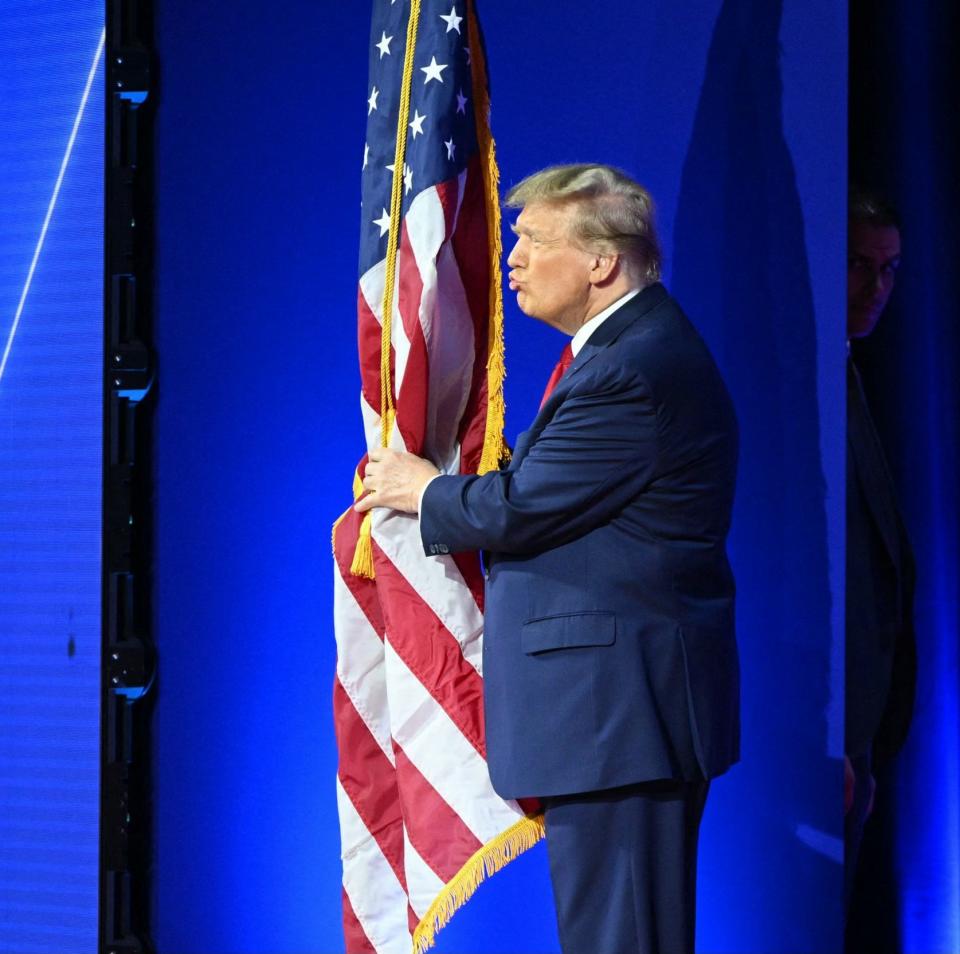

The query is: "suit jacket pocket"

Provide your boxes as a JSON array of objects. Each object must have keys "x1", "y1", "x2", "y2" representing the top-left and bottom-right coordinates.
[{"x1": 521, "y1": 611, "x2": 616, "y2": 655}]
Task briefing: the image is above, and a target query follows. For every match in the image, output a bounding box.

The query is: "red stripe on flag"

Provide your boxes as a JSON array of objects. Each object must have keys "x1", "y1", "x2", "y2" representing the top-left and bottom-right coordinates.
[
  {"x1": 452, "y1": 551, "x2": 485, "y2": 613},
  {"x1": 435, "y1": 173, "x2": 460, "y2": 241},
  {"x1": 395, "y1": 220, "x2": 430, "y2": 455},
  {"x1": 334, "y1": 507, "x2": 386, "y2": 639},
  {"x1": 373, "y1": 542, "x2": 487, "y2": 757},
  {"x1": 358, "y1": 284, "x2": 397, "y2": 418},
  {"x1": 517, "y1": 796, "x2": 542, "y2": 816},
  {"x1": 342, "y1": 887, "x2": 376, "y2": 954},
  {"x1": 334, "y1": 677, "x2": 407, "y2": 891},
  {"x1": 450, "y1": 157, "x2": 494, "y2": 474},
  {"x1": 395, "y1": 743, "x2": 485, "y2": 883},
  {"x1": 397, "y1": 219, "x2": 427, "y2": 345}
]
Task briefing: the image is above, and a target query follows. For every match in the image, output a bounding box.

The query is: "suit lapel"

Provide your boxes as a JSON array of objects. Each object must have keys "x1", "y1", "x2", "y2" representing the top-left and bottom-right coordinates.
[
  {"x1": 509, "y1": 283, "x2": 668, "y2": 470},
  {"x1": 565, "y1": 282, "x2": 668, "y2": 383}
]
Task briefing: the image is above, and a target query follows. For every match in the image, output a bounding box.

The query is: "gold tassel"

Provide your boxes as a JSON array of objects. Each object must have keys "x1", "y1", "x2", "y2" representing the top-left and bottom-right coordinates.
[
  {"x1": 347, "y1": 467, "x2": 376, "y2": 579},
  {"x1": 412, "y1": 814, "x2": 546, "y2": 953},
  {"x1": 350, "y1": 512, "x2": 375, "y2": 579}
]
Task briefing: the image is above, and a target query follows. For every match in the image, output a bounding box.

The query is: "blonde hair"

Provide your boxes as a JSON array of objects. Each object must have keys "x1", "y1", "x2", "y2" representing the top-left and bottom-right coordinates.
[{"x1": 505, "y1": 163, "x2": 662, "y2": 283}]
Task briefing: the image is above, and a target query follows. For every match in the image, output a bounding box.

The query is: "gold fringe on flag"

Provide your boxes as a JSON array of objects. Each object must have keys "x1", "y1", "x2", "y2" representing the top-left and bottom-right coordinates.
[
  {"x1": 468, "y1": 0, "x2": 508, "y2": 476},
  {"x1": 412, "y1": 813, "x2": 546, "y2": 954}
]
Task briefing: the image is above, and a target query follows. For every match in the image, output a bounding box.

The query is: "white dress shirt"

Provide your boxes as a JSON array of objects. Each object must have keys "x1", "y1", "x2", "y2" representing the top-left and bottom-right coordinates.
[{"x1": 570, "y1": 287, "x2": 641, "y2": 356}]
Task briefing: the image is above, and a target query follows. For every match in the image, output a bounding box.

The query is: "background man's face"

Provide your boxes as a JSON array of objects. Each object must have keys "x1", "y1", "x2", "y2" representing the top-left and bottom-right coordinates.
[
  {"x1": 506, "y1": 201, "x2": 594, "y2": 334},
  {"x1": 847, "y1": 221, "x2": 901, "y2": 339}
]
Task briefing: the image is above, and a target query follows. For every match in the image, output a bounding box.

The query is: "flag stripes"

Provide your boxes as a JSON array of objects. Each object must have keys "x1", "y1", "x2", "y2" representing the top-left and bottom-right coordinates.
[{"x1": 333, "y1": 3, "x2": 542, "y2": 950}]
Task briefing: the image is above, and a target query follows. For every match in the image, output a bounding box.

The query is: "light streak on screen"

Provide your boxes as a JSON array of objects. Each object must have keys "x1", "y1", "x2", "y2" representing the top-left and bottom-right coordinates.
[{"x1": 0, "y1": 4, "x2": 105, "y2": 952}]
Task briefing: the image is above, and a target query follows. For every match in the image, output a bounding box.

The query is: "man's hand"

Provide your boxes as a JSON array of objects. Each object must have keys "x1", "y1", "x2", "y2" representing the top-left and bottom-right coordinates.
[{"x1": 354, "y1": 447, "x2": 440, "y2": 515}]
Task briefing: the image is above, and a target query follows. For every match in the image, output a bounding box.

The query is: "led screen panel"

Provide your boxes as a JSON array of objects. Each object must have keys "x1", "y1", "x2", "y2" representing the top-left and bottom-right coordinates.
[{"x1": 0, "y1": 4, "x2": 105, "y2": 951}]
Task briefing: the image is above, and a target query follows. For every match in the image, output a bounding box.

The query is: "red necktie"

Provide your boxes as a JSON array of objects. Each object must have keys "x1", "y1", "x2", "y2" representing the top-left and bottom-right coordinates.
[{"x1": 539, "y1": 342, "x2": 574, "y2": 409}]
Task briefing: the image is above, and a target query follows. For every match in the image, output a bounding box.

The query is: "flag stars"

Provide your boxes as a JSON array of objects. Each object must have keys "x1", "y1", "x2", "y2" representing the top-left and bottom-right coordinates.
[
  {"x1": 444, "y1": 137, "x2": 456, "y2": 161},
  {"x1": 362, "y1": 142, "x2": 370, "y2": 170},
  {"x1": 409, "y1": 109, "x2": 427, "y2": 138},
  {"x1": 373, "y1": 208, "x2": 391, "y2": 237},
  {"x1": 375, "y1": 31, "x2": 393, "y2": 58},
  {"x1": 456, "y1": 88, "x2": 468, "y2": 114},
  {"x1": 420, "y1": 56, "x2": 448, "y2": 84},
  {"x1": 367, "y1": 86, "x2": 379, "y2": 114},
  {"x1": 440, "y1": 5, "x2": 463, "y2": 33}
]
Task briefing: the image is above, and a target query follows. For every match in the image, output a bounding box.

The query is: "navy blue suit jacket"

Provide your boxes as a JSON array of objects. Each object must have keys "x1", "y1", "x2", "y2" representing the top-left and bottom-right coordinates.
[
  {"x1": 846, "y1": 359, "x2": 916, "y2": 762},
  {"x1": 420, "y1": 284, "x2": 740, "y2": 799}
]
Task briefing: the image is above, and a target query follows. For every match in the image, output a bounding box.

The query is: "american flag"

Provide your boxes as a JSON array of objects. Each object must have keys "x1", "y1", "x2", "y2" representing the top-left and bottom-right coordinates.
[{"x1": 332, "y1": 2, "x2": 543, "y2": 952}]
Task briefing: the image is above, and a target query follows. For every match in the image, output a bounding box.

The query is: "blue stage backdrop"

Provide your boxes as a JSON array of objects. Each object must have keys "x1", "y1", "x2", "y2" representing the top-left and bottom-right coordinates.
[
  {"x1": 152, "y1": 2, "x2": 845, "y2": 951},
  {"x1": 0, "y1": 4, "x2": 105, "y2": 953}
]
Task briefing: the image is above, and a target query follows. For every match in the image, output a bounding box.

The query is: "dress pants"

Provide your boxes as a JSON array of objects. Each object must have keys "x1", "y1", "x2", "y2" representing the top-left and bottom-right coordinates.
[{"x1": 543, "y1": 778, "x2": 710, "y2": 954}]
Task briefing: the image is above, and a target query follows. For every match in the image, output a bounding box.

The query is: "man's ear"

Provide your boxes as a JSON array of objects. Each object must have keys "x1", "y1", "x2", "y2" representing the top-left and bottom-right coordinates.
[{"x1": 588, "y1": 251, "x2": 619, "y2": 285}]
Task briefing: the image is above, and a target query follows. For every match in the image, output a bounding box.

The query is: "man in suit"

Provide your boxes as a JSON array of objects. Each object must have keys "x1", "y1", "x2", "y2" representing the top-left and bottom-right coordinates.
[
  {"x1": 357, "y1": 164, "x2": 740, "y2": 954},
  {"x1": 845, "y1": 186, "x2": 916, "y2": 918}
]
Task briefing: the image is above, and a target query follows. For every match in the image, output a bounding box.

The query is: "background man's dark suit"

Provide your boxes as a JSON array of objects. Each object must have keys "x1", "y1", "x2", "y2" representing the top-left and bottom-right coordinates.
[
  {"x1": 420, "y1": 283, "x2": 739, "y2": 951},
  {"x1": 845, "y1": 359, "x2": 916, "y2": 906}
]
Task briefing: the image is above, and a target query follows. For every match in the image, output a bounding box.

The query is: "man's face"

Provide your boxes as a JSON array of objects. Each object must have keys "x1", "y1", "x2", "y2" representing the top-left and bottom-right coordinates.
[
  {"x1": 847, "y1": 221, "x2": 901, "y2": 339},
  {"x1": 506, "y1": 201, "x2": 595, "y2": 334}
]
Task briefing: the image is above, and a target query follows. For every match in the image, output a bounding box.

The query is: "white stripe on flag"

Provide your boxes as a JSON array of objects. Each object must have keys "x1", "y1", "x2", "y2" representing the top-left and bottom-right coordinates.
[
  {"x1": 448, "y1": 166, "x2": 469, "y2": 234},
  {"x1": 422, "y1": 237, "x2": 476, "y2": 468},
  {"x1": 373, "y1": 508, "x2": 483, "y2": 675},
  {"x1": 401, "y1": 185, "x2": 445, "y2": 303},
  {"x1": 333, "y1": 567, "x2": 393, "y2": 762},
  {"x1": 383, "y1": 638, "x2": 523, "y2": 842},
  {"x1": 360, "y1": 392, "x2": 382, "y2": 456},
  {"x1": 402, "y1": 826, "x2": 447, "y2": 920},
  {"x1": 336, "y1": 777, "x2": 411, "y2": 954},
  {"x1": 359, "y1": 256, "x2": 413, "y2": 396}
]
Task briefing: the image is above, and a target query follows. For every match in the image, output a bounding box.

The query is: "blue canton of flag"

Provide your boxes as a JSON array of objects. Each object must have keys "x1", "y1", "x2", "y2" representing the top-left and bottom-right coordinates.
[{"x1": 360, "y1": 1, "x2": 479, "y2": 275}]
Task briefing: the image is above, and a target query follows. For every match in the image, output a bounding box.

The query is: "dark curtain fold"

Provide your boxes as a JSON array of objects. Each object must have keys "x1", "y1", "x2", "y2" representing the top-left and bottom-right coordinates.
[{"x1": 848, "y1": 1, "x2": 960, "y2": 951}]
